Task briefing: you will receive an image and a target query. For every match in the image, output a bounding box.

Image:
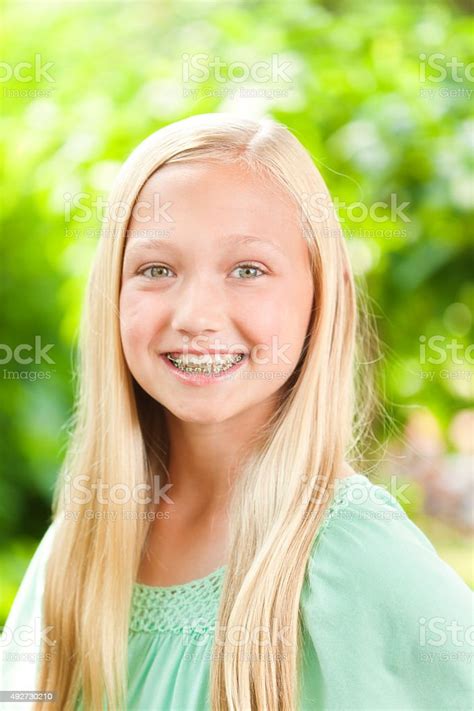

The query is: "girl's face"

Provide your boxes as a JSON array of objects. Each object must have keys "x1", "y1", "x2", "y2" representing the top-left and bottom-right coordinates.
[{"x1": 119, "y1": 161, "x2": 314, "y2": 424}]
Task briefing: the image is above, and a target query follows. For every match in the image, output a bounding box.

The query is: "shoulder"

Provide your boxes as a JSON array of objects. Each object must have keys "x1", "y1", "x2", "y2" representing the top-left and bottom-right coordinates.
[
  {"x1": 299, "y1": 473, "x2": 473, "y2": 709},
  {"x1": 4, "y1": 517, "x2": 60, "y2": 617},
  {"x1": 305, "y1": 473, "x2": 472, "y2": 606},
  {"x1": 0, "y1": 518, "x2": 61, "y2": 699}
]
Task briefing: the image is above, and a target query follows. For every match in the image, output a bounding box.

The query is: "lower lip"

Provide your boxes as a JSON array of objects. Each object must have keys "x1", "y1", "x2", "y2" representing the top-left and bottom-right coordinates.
[{"x1": 159, "y1": 354, "x2": 247, "y2": 386}]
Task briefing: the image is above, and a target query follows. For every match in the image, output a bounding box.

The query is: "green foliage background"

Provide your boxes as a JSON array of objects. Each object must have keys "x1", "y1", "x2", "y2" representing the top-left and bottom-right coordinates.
[{"x1": 1, "y1": 0, "x2": 473, "y2": 623}]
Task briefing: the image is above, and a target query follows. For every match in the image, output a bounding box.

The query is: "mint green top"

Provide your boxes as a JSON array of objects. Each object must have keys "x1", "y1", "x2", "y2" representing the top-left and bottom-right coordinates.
[{"x1": 1, "y1": 473, "x2": 473, "y2": 710}]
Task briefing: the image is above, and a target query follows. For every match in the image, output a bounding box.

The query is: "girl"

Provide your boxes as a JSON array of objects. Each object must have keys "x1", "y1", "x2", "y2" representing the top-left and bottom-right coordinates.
[{"x1": 1, "y1": 113, "x2": 472, "y2": 711}]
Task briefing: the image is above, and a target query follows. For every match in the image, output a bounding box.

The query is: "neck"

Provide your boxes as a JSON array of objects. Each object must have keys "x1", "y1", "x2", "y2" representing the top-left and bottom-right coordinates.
[{"x1": 162, "y1": 397, "x2": 279, "y2": 517}]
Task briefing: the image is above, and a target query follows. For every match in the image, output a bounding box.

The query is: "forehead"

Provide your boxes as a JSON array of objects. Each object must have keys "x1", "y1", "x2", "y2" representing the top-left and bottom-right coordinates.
[{"x1": 128, "y1": 161, "x2": 303, "y2": 244}]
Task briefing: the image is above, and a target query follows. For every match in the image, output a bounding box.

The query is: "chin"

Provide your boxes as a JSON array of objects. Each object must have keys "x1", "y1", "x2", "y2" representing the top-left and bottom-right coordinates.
[{"x1": 171, "y1": 408, "x2": 235, "y2": 425}]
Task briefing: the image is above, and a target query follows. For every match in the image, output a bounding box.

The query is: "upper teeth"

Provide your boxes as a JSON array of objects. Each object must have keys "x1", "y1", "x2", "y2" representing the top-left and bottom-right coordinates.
[{"x1": 166, "y1": 353, "x2": 244, "y2": 372}]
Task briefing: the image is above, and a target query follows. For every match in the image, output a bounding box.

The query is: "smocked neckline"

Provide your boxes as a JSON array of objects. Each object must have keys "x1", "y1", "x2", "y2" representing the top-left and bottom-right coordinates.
[
  {"x1": 132, "y1": 472, "x2": 367, "y2": 593},
  {"x1": 134, "y1": 563, "x2": 227, "y2": 593}
]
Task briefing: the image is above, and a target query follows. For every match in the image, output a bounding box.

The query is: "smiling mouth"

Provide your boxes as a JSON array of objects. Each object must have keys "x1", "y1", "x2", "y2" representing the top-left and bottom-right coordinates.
[{"x1": 164, "y1": 352, "x2": 245, "y2": 374}]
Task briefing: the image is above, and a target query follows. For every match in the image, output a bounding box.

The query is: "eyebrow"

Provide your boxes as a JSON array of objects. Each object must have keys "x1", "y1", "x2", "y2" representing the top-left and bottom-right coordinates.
[{"x1": 124, "y1": 232, "x2": 285, "y2": 256}]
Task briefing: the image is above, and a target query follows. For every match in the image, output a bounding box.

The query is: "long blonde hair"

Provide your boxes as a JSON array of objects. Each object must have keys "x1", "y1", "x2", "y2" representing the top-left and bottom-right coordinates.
[{"x1": 37, "y1": 113, "x2": 378, "y2": 710}]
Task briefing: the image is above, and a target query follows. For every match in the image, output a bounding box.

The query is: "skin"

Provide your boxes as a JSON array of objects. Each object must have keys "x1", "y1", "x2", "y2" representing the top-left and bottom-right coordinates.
[{"x1": 119, "y1": 160, "x2": 354, "y2": 585}]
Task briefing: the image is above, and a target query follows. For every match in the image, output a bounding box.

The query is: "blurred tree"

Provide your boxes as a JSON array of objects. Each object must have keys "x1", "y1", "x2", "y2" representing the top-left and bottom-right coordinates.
[{"x1": 1, "y1": 0, "x2": 473, "y2": 622}]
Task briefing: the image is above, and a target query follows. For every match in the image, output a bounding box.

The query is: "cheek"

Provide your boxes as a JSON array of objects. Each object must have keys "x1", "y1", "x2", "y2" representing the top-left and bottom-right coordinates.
[
  {"x1": 234, "y1": 292, "x2": 280, "y2": 348},
  {"x1": 243, "y1": 280, "x2": 312, "y2": 369},
  {"x1": 119, "y1": 289, "x2": 163, "y2": 357},
  {"x1": 254, "y1": 281, "x2": 311, "y2": 337}
]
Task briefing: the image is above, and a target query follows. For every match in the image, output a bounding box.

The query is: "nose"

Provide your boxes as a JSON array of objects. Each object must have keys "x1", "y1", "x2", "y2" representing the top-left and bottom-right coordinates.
[{"x1": 170, "y1": 274, "x2": 225, "y2": 336}]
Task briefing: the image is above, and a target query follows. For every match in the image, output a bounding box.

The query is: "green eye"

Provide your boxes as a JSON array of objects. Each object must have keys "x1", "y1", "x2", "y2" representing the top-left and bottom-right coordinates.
[
  {"x1": 138, "y1": 263, "x2": 266, "y2": 280},
  {"x1": 232, "y1": 264, "x2": 265, "y2": 279},
  {"x1": 141, "y1": 265, "x2": 173, "y2": 279}
]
